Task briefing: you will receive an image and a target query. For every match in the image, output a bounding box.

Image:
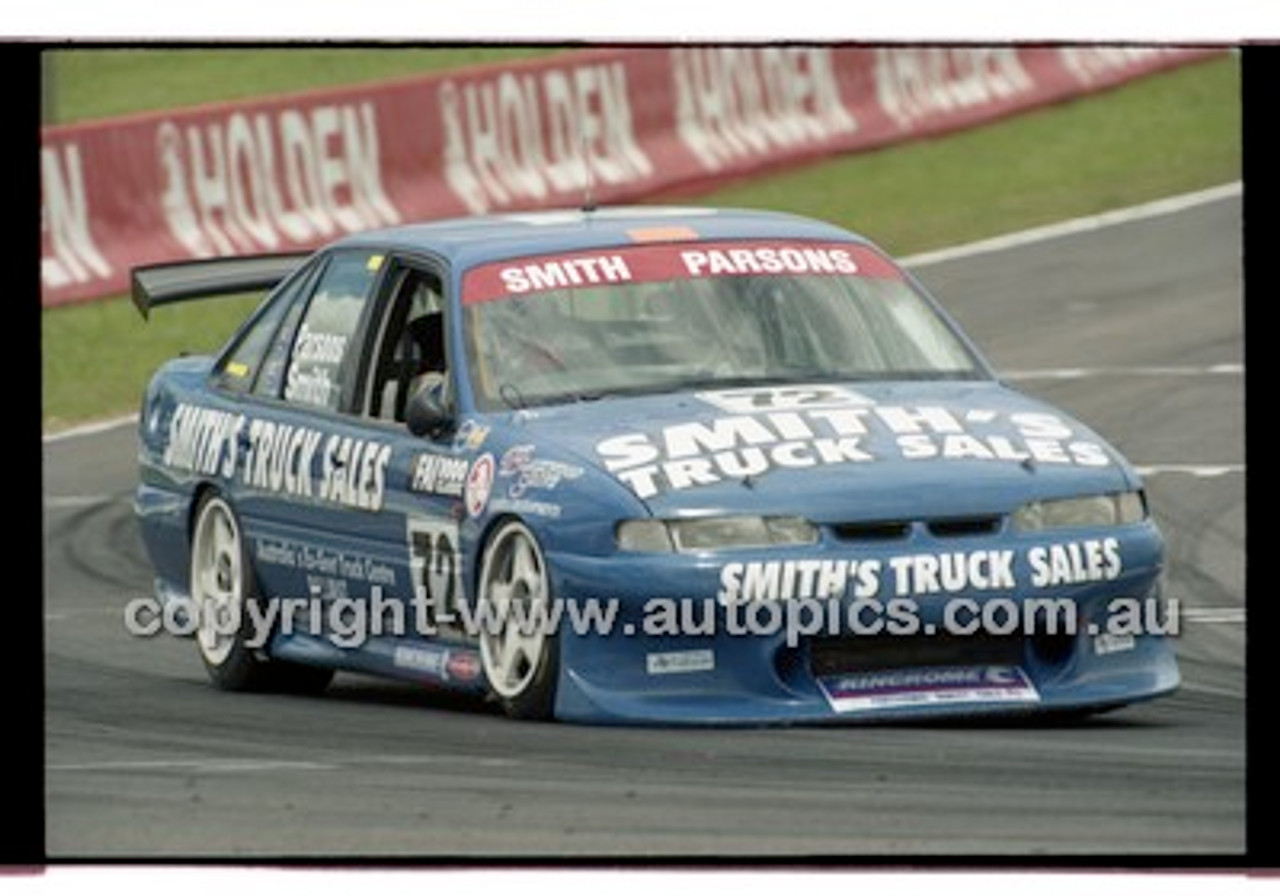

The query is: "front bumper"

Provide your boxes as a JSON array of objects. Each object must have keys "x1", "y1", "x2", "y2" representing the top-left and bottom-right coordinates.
[{"x1": 545, "y1": 524, "x2": 1180, "y2": 725}]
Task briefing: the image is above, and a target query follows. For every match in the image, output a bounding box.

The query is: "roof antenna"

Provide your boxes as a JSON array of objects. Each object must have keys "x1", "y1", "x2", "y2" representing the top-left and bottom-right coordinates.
[{"x1": 580, "y1": 120, "x2": 597, "y2": 214}]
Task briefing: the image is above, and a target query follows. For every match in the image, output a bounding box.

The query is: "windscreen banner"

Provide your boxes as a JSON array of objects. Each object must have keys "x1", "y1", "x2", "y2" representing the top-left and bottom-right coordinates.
[{"x1": 40, "y1": 45, "x2": 1223, "y2": 307}]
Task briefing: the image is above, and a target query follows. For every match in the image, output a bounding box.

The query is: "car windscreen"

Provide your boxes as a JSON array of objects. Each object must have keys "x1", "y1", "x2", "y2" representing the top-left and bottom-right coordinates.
[{"x1": 461, "y1": 239, "x2": 987, "y2": 410}]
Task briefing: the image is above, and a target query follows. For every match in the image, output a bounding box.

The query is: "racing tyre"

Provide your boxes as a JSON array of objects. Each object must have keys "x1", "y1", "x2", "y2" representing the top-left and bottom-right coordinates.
[
  {"x1": 189, "y1": 492, "x2": 333, "y2": 695},
  {"x1": 477, "y1": 520, "x2": 559, "y2": 720}
]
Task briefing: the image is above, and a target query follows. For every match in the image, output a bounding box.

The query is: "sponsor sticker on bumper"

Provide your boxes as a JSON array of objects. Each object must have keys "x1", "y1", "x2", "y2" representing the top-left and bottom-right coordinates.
[
  {"x1": 646, "y1": 648, "x2": 715, "y2": 675},
  {"x1": 818, "y1": 665, "x2": 1040, "y2": 713}
]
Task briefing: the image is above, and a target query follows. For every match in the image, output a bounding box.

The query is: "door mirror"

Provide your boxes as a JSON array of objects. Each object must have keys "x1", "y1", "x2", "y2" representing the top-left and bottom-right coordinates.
[{"x1": 405, "y1": 384, "x2": 454, "y2": 439}]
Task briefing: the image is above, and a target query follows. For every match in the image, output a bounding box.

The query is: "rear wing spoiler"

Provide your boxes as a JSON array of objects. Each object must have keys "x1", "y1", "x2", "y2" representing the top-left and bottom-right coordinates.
[{"x1": 131, "y1": 253, "x2": 311, "y2": 319}]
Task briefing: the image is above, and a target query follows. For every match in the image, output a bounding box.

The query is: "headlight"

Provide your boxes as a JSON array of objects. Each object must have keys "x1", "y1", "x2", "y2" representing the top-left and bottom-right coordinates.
[
  {"x1": 1012, "y1": 491, "x2": 1146, "y2": 532},
  {"x1": 616, "y1": 516, "x2": 819, "y2": 553}
]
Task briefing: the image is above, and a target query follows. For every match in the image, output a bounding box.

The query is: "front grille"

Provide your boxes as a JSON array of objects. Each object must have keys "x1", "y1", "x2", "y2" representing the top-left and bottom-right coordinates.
[
  {"x1": 828, "y1": 515, "x2": 1004, "y2": 542},
  {"x1": 808, "y1": 631, "x2": 1026, "y2": 677},
  {"x1": 830, "y1": 521, "x2": 911, "y2": 542},
  {"x1": 926, "y1": 516, "x2": 1003, "y2": 538}
]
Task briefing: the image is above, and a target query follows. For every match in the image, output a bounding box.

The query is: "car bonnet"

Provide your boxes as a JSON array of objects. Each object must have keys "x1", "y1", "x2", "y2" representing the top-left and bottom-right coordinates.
[{"x1": 494, "y1": 379, "x2": 1140, "y2": 520}]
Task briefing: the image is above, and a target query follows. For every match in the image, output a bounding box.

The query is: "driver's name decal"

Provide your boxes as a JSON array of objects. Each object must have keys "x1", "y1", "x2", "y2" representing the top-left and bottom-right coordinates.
[{"x1": 499, "y1": 254, "x2": 632, "y2": 294}]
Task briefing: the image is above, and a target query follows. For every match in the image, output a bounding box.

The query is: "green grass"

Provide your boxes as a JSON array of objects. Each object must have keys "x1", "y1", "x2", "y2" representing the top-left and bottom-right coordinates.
[
  {"x1": 40, "y1": 50, "x2": 1240, "y2": 431},
  {"x1": 42, "y1": 292, "x2": 263, "y2": 431},
  {"x1": 42, "y1": 46, "x2": 567, "y2": 123}
]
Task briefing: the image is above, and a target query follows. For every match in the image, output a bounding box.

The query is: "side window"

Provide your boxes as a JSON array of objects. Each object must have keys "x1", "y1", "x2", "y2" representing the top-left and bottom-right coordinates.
[
  {"x1": 367, "y1": 265, "x2": 449, "y2": 423},
  {"x1": 254, "y1": 279, "x2": 310, "y2": 400},
  {"x1": 282, "y1": 250, "x2": 382, "y2": 412},
  {"x1": 213, "y1": 262, "x2": 315, "y2": 395}
]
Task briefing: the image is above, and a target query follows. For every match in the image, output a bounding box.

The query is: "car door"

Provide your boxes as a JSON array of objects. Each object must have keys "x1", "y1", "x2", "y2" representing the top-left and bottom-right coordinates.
[{"x1": 351, "y1": 254, "x2": 476, "y2": 659}]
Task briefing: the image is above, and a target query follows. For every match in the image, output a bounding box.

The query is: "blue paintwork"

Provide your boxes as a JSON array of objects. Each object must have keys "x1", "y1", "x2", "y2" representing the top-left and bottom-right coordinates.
[{"x1": 133, "y1": 207, "x2": 1180, "y2": 724}]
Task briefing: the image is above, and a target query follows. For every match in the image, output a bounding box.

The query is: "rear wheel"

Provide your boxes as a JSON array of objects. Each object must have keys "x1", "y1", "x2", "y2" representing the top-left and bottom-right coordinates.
[
  {"x1": 477, "y1": 520, "x2": 559, "y2": 720},
  {"x1": 189, "y1": 492, "x2": 333, "y2": 694}
]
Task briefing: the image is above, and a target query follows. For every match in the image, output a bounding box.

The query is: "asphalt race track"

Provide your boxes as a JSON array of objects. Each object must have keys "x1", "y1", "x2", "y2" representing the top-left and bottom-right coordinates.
[{"x1": 43, "y1": 191, "x2": 1246, "y2": 859}]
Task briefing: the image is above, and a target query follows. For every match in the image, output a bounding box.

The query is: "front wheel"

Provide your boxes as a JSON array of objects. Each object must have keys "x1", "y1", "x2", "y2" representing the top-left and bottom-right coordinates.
[
  {"x1": 476, "y1": 520, "x2": 559, "y2": 720},
  {"x1": 189, "y1": 492, "x2": 333, "y2": 695}
]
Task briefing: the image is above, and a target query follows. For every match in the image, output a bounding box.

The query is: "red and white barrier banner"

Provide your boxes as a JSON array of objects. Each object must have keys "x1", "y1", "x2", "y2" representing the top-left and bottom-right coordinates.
[{"x1": 40, "y1": 45, "x2": 1223, "y2": 308}]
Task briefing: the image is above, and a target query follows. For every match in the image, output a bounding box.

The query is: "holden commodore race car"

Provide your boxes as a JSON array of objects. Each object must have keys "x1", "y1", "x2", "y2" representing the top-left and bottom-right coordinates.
[{"x1": 131, "y1": 205, "x2": 1180, "y2": 724}]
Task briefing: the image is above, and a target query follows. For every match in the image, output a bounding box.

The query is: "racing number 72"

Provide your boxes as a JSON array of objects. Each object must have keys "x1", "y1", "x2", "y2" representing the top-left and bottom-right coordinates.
[{"x1": 407, "y1": 517, "x2": 464, "y2": 632}]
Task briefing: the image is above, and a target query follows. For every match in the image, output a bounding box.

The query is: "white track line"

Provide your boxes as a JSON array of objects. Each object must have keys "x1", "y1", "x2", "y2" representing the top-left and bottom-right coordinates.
[
  {"x1": 47, "y1": 758, "x2": 338, "y2": 773},
  {"x1": 901, "y1": 181, "x2": 1241, "y2": 269},
  {"x1": 44, "y1": 494, "x2": 122, "y2": 509},
  {"x1": 1180, "y1": 607, "x2": 1247, "y2": 624},
  {"x1": 43, "y1": 412, "x2": 138, "y2": 444},
  {"x1": 1005, "y1": 363, "x2": 1243, "y2": 381},
  {"x1": 41, "y1": 181, "x2": 1242, "y2": 445},
  {"x1": 1135, "y1": 464, "x2": 1244, "y2": 478}
]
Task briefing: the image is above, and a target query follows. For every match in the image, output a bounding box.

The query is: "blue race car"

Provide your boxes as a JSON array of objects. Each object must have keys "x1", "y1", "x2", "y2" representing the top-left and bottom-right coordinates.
[{"x1": 132, "y1": 206, "x2": 1180, "y2": 724}]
